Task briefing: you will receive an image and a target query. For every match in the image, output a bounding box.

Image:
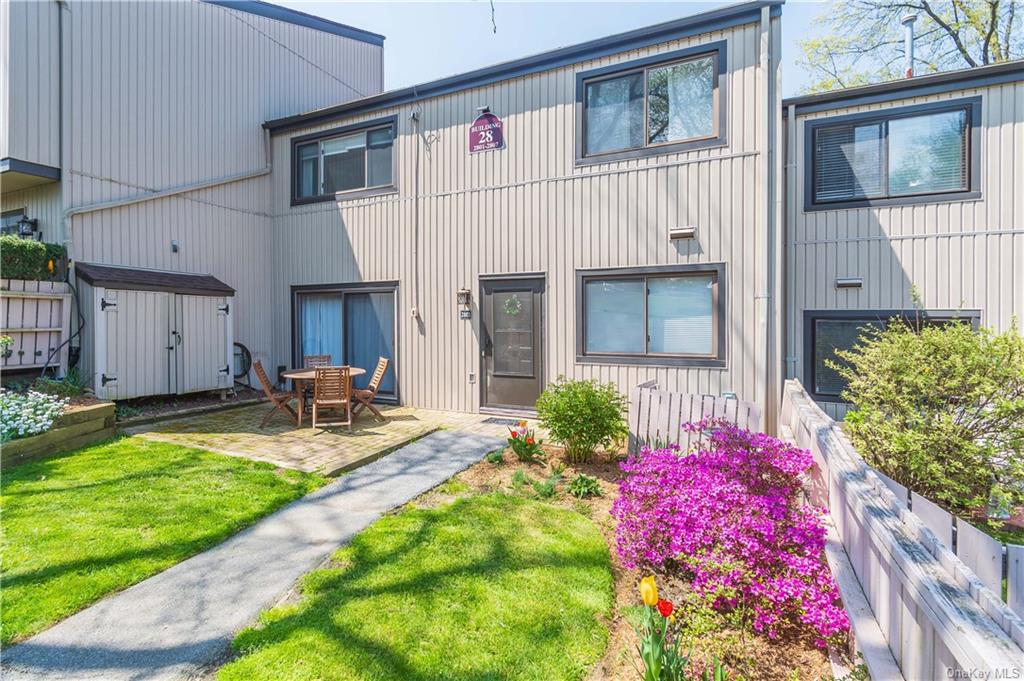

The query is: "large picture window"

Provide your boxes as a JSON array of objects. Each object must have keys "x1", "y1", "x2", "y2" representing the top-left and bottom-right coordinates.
[
  {"x1": 576, "y1": 264, "x2": 725, "y2": 367},
  {"x1": 803, "y1": 309, "x2": 981, "y2": 401},
  {"x1": 291, "y1": 116, "x2": 396, "y2": 205},
  {"x1": 806, "y1": 98, "x2": 980, "y2": 210},
  {"x1": 576, "y1": 43, "x2": 725, "y2": 164}
]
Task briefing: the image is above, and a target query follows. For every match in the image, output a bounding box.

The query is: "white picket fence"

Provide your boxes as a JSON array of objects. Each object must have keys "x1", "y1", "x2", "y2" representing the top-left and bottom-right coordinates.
[
  {"x1": 0, "y1": 279, "x2": 72, "y2": 375},
  {"x1": 780, "y1": 379, "x2": 1024, "y2": 680},
  {"x1": 627, "y1": 380, "x2": 762, "y2": 453}
]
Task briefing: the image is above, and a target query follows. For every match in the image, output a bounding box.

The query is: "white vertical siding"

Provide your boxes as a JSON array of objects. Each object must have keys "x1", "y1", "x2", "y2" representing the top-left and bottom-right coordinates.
[
  {"x1": 1, "y1": 0, "x2": 61, "y2": 167},
  {"x1": 784, "y1": 80, "x2": 1024, "y2": 416},
  {"x1": 47, "y1": 0, "x2": 384, "y2": 381},
  {"x1": 269, "y1": 18, "x2": 780, "y2": 414}
]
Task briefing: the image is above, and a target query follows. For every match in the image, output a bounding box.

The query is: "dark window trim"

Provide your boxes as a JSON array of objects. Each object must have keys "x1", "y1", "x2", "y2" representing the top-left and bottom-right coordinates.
[
  {"x1": 575, "y1": 41, "x2": 728, "y2": 166},
  {"x1": 802, "y1": 308, "x2": 982, "y2": 403},
  {"x1": 290, "y1": 115, "x2": 398, "y2": 207},
  {"x1": 575, "y1": 263, "x2": 726, "y2": 368},
  {"x1": 290, "y1": 280, "x2": 401, "y2": 404},
  {"x1": 803, "y1": 97, "x2": 982, "y2": 212}
]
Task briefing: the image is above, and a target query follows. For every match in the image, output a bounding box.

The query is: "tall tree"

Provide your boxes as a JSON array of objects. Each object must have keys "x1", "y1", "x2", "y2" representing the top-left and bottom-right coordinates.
[{"x1": 798, "y1": 0, "x2": 1023, "y2": 93}]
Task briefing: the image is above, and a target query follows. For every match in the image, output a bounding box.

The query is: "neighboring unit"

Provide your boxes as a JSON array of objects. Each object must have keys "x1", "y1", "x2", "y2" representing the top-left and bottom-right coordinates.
[
  {"x1": 264, "y1": 0, "x2": 784, "y2": 420},
  {"x1": 782, "y1": 61, "x2": 1024, "y2": 418},
  {"x1": 1, "y1": 0, "x2": 384, "y2": 395}
]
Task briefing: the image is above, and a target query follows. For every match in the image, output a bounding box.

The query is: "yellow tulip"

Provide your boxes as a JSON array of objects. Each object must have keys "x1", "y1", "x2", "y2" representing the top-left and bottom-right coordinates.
[
  {"x1": 518, "y1": 420, "x2": 528, "y2": 428},
  {"x1": 639, "y1": 575, "x2": 658, "y2": 606}
]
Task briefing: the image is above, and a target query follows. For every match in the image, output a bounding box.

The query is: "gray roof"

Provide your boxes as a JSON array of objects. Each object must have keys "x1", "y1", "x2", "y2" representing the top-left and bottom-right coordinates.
[{"x1": 75, "y1": 263, "x2": 235, "y2": 297}]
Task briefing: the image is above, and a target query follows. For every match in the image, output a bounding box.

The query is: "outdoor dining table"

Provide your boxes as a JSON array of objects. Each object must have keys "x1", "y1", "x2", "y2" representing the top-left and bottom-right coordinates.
[{"x1": 281, "y1": 366, "x2": 366, "y2": 427}]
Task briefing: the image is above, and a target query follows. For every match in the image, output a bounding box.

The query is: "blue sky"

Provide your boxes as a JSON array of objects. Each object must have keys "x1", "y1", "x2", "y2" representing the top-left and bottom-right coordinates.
[{"x1": 278, "y1": 1, "x2": 828, "y2": 97}]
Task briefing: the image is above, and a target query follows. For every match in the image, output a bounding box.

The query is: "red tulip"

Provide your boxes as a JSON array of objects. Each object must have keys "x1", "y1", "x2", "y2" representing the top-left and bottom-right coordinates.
[
  {"x1": 657, "y1": 599, "x2": 673, "y2": 618},
  {"x1": 510, "y1": 431, "x2": 518, "y2": 439},
  {"x1": 526, "y1": 437, "x2": 534, "y2": 445}
]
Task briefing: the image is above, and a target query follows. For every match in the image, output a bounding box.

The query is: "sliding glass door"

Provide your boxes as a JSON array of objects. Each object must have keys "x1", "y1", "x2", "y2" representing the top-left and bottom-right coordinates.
[{"x1": 295, "y1": 287, "x2": 396, "y2": 397}]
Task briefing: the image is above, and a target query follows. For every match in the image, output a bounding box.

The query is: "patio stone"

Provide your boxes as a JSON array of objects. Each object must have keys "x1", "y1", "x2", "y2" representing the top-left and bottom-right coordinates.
[{"x1": 124, "y1": 403, "x2": 524, "y2": 476}]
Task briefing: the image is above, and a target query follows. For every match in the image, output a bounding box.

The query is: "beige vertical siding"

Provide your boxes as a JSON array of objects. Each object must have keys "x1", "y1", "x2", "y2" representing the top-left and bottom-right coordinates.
[
  {"x1": 785, "y1": 80, "x2": 1024, "y2": 419},
  {"x1": 0, "y1": 0, "x2": 61, "y2": 167},
  {"x1": 270, "y1": 17, "x2": 781, "y2": 414},
  {"x1": 31, "y1": 0, "x2": 386, "y2": 380},
  {"x1": 0, "y1": 184, "x2": 62, "y2": 243}
]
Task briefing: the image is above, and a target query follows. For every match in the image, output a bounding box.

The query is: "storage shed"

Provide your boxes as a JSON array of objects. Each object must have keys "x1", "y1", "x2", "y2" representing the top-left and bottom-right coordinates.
[{"x1": 74, "y1": 263, "x2": 235, "y2": 400}]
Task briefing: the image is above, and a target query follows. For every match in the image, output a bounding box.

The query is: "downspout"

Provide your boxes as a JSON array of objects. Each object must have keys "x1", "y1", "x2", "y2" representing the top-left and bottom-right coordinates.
[
  {"x1": 784, "y1": 104, "x2": 797, "y2": 387},
  {"x1": 759, "y1": 6, "x2": 780, "y2": 434},
  {"x1": 409, "y1": 88, "x2": 422, "y2": 323}
]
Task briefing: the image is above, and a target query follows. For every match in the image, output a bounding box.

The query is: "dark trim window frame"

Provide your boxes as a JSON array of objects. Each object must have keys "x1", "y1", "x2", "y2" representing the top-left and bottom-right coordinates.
[
  {"x1": 290, "y1": 115, "x2": 398, "y2": 206},
  {"x1": 574, "y1": 41, "x2": 728, "y2": 166},
  {"x1": 290, "y1": 281, "x2": 401, "y2": 403},
  {"x1": 803, "y1": 308, "x2": 982, "y2": 402},
  {"x1": 575, "y1": 263, "x2": 726, "y2": 368},
  {"x1": 804, "y1": 97, "x2": 982, "y2": 212},
  {"x1": 1, "y1": 208, "x2": 26, "y2": 235}
]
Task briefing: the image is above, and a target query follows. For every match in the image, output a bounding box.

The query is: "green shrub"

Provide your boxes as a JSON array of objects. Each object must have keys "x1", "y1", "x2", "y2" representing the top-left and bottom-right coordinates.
[
  {"x1": 535, "y1": 376, "x2": 628, "y2": 463},
  {"x1": 532, "y1": 471, "x2": 562, "y2": 499},
  {"x1": 833, "y1": 318, "x2": 1024, "y2": 515},
  {"x1": 485, "y1": 449, "x2": 505, "y2": 464},
  {"x1": 33, "y1": 368, "x2": 88, "y2": 397},
  {"x1": 567, "y1": 473, "x2": 603, "y2": 499},
  {"x1": 0, "y1": 236, "x2": 65, "y2": 281}
]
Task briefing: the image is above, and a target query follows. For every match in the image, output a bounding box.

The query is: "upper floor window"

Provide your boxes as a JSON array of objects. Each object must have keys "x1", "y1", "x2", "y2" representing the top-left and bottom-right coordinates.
[
  {"x1": 576, "y1": 42, "x2": 726, "y2": 165},
  {"x1": 292, "y1": 116, "x2": 396, "y2": 204},
  {"x1": 807, "y1": 98, "x2": 980, "y2": 210}
]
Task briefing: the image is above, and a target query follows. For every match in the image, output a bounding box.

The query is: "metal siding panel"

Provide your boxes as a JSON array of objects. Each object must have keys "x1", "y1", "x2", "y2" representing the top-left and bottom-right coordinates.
[{"x1": 270, "y1": 21, "x2": 774, "y2": 414}]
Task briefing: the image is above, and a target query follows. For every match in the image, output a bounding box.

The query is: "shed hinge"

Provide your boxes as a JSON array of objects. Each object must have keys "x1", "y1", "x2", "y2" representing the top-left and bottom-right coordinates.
[
  {"x1": 101, "y1": 373, "x2": 117, "y2": 386},
  {"x1": 218, "y1": 365, "x2": 230, "y2": 375},
  {"x1": 218, "y1": 303, "x2": 230, "y2": 314},
  {"x1": 100, "y1": 298, "x2": 117, "y2": 311}
]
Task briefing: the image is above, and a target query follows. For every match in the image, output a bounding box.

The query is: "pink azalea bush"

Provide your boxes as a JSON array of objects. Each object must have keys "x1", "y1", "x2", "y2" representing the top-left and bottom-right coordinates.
[{"x1": 611, "y1": 420, "x2": 849, "y2": 646}]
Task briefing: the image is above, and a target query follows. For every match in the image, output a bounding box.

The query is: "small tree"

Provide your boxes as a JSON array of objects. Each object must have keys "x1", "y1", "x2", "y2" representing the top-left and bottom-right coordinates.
[
  {"x1": 832, "y1": 319, "x2": 1024, "y2": 515},
  {"x1": 535, "y1": 377, "x2": 627, "y2": 463}
]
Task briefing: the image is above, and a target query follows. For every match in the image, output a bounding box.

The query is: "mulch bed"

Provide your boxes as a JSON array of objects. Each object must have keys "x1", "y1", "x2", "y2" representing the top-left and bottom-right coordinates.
[
  {"x1": 415, "y1": 444, "x2": 838, "y2": 681},
  {"x1": 114, "y1": 387, "x2": 263, "y2": 421}
]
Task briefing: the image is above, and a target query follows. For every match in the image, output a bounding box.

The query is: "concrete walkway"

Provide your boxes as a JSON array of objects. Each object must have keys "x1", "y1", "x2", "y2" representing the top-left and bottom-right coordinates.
[{"x1": 2, "y1": 431, "x2": 503, "y2": 681}]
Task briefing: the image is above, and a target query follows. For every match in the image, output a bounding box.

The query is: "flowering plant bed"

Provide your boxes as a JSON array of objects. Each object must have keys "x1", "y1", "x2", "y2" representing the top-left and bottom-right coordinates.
[{"x1": 414, "y1": 434, "x2": 840, "y2": 680}]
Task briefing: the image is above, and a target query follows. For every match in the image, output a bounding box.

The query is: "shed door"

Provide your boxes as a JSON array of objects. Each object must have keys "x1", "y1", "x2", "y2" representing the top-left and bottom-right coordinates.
[
  {"x1": 173, "y1": 295, "x2": 232, "y2": 394},
  {"x1": 101, "y1": 289, "x2": 173, "y2": 400}
]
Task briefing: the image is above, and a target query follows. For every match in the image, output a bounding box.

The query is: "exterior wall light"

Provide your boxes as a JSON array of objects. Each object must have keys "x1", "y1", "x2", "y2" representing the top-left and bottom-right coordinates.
[{"x1": 456, "y1": 288, "x2": 471, "y2": 306}]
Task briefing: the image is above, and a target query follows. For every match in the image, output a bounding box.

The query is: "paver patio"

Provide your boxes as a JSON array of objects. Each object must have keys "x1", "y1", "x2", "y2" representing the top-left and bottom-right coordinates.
[{"x1": 125, "y1": 403, "x2": 524, "y2": 475}]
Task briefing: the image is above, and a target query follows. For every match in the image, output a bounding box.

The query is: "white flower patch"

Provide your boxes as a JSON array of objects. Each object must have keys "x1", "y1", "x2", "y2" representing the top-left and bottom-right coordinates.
[{"x1": 1, "y1": 390, "x2": 70, "y2": 442}]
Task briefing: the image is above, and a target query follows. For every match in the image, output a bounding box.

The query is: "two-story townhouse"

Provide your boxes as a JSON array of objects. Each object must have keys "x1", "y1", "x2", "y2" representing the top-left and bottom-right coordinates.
[
  {"x1": 261, "y1": 0, "x2": 784, "y2": 425},
  {"x1": 782, "y1": 61, "x2": 1024, "y2": 418},
  {"x1": 1, "y1": 0, "x2": 384, "y2": 395}
]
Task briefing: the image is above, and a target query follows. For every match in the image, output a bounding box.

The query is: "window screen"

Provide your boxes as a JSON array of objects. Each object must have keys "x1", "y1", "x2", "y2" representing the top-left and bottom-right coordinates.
[
  {"x1": 647, "y1": 56, "x2": 714, "y2": 145},
  {"x1": 813, "y1": 319, "x2": 883, "y2": 396},
  {"x1": 811, "y1": 103, "x2": 972, "y2": 206},
  {"x1": 293, "y1": 122, "x2": 395, "y2": 201},
  {"x1": 585, "y1": 73, "x2": 644, "y2": 155}
]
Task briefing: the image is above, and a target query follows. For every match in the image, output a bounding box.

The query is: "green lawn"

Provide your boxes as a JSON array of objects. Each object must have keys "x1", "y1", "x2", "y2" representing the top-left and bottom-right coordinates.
[
  {"x1": 220, "y1": 493, "x2": 614, "y2": 681},
  {"x1": 0, "y1": 436, "x2": 326, "y2": 645}
]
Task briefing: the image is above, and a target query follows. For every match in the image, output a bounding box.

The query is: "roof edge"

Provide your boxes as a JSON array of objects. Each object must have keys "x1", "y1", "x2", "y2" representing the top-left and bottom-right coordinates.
[
  {"x1": 265, "y1": 0, "x2": 783, "y2": 134},
  {"x1": 202, "y1": 0, "x2": 385, "y2": 47},
  {"x1": 783, "y1": 60, "x2": 1024, "y2": 115},
  {"x1": 74, "y1": 262, "x2": 236, "y2": 297}
]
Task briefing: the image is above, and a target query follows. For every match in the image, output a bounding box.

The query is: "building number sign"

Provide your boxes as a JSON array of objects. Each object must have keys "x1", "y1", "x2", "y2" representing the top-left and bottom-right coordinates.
[{"x1": 469, "y1": 111, "x2": 505, "y2": 153}]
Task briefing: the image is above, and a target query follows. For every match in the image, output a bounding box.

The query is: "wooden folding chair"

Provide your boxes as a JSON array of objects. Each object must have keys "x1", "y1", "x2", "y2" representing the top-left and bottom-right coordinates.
[
  {"x1": 352, "y1": 357, "x2": 390, "y2": 421},
  {"x1": 312, "y1": 366, "x2": 353, "y2": 431},
  {"x1": 301, "y1": 355, "x2": 332, "y2": 409},
  {"x1": 254, "y1": 360, "x2": 297, "y2": 428}
]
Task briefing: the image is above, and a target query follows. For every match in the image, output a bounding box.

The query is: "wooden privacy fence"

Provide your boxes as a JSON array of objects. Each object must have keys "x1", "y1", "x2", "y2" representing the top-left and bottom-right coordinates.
[
  {"x1": 873, "y1": 470, "x2": 1024, "y2": 617},
  {"x1": 627, "y1": 380, "x2": 762, "y2": 453},
  {"x1": 0, "y1": 278, "x2": 72, "y2": 376},
  {"x1": 780, "y1": 379, "x2": 1024, "y2": 680}
]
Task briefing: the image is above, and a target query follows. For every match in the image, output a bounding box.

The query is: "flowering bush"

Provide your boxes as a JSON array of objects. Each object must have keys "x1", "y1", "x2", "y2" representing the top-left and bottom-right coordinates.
[
  {"x1": 611, "y1": 420, "x2": 849, "y2": 646},
  {"x1": 1, "y1": 390, "x2": 69, "y2": 442},
  {"x1": 507, "y1": 420, "x2": 544, "y2": 462}
]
